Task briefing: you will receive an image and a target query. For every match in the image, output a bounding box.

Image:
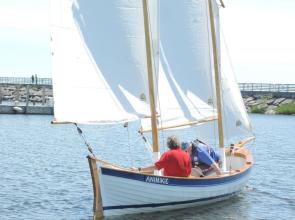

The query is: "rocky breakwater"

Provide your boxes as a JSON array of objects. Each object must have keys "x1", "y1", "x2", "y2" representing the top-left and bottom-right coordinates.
[
  {"x1": 243, "y1": 96, "x2": 295, "y2": 115},
  {"x1": 0, "y1": 84, "x2": 53, "y2": 105}
]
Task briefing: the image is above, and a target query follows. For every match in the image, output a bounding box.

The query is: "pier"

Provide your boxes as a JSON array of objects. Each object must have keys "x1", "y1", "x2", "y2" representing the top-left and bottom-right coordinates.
[
  {"x1": 0, "y1": 77, "x2": 295, "y2": 115},
  {"x1": 239, "y1": 83, "x2": 295, "y2": 98},
  {"x1": 0, "y1": 77, "x2": 53, "y2": 115}
]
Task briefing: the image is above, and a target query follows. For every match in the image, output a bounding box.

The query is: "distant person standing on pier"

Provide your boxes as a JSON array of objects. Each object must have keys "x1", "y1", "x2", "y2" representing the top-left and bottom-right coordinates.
[
  {"x1": 31, "y1": 75, "x2": 34, "y2": 84},
  {"x1": 35, "y1": 74, "x2": 38, "y2": 84}
]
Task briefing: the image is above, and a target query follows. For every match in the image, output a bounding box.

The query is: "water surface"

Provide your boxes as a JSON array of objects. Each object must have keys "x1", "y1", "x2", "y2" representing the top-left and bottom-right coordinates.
[{"x1": 0, "y1": 114, "x2": 294, "y2": 219}]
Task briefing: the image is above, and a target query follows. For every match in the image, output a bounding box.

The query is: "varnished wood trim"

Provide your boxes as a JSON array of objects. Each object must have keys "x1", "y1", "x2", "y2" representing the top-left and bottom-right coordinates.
[
  {"x1": 208, "y1": 0, "x2": 224, "y2": 149},
  {"x1": 88, "y1": 155, "x2": 104, "y2": 220},
  {"x1": 231, "y1": 136, "x2": 256, "y2": 148},
  {"x1": 51, "y1": 119, "x2": 72, "y2": 124},
  {"x1": 141, "y1": 116, "x2": 217, "y2": 133},
  {"x1": 142, "y1": 0, "x2": 160, "y2": 154}
]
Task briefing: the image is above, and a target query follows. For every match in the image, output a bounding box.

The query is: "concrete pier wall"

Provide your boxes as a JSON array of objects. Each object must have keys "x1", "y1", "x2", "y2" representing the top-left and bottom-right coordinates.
[
  {"x1": 0, "y1": 83, "x2": 53, "y2": 115},
  {"x1": 0, "y1": 105, "x2": 53, "y2": 115}
]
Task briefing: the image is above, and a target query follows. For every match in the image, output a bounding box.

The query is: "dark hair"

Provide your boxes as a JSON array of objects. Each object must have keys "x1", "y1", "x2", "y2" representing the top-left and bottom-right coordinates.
[{"x1": 166, "y1": 135, "x2": 180, "y2": 149}]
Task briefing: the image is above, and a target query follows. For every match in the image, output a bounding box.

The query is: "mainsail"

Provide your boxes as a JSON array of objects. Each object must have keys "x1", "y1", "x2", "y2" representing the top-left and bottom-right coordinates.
[
  {"x1": 146, "y1": 0, "x2": 253, "y2": 145},
  {"x1": 141, "y1": 0, "x2": 218, "y2": 133},
  {"x1": 214, "y1": 0, "x2": 253, "y2": 143},
  {"x1": 50, "y1": 0, "x2": 152, "y2": 124},
  {"x1": 50, "y1": 0, "x2": 253, "y2": 143}
]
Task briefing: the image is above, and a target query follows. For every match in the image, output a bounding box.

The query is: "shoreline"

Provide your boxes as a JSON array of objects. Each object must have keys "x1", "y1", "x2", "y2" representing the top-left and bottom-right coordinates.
[
  {"x1": 243, "y1": 95, "x2": 295, "y2": 115},
  {"x1": 0, "y1": 84, "x2": 294, "y2": 115}
]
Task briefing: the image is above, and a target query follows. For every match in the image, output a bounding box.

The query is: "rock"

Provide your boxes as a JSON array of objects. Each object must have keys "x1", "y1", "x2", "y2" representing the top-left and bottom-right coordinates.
[
  {"x1": 265, "y1": 109, "x2": 276, "y2": 115},
  {"x1": 267, "y1": 105, "x2": 277, "y2": 110},
  {"x1": 244, "y1": 106, "x2": 251, "y2": 113},
  {"x1": 3, "y1": 95, "x2": 14, "y2": 100},
  {"x1": 249, "y1": 99, "x2": 268, "y2": 107},
  {"x1": 256, "y1": 103, "x2": 268, "y2": 109},
  {"x1": 280, "y1": 99, "x2": 293, "y2": 105},
  {"x1": 244, "y1": 97, "x2": 255, "y2": 104},
  {"x1": 266, "y1": 98, "x2": 275, "y2": 105},
  {"x1": 246, "y1": 100, "x2": 256, "y2": 106},
  {"x1": 273, "y1": 98, "x2": 286, "y2": 106}
]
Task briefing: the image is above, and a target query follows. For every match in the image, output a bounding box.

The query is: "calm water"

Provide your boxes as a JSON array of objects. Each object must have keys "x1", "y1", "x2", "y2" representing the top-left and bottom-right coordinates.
[{"x1": 0, "y1": 114, "x2": 294, "y2": 220}]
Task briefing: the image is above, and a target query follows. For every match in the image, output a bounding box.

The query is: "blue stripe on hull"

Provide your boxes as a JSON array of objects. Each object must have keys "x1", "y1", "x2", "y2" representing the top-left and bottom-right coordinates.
[
  {"x1": 100, "y1": 166, "x2": 251, "y2": 186},
  {"x1": 103, "y1": 191, "x2": 238, "y2": 210}
]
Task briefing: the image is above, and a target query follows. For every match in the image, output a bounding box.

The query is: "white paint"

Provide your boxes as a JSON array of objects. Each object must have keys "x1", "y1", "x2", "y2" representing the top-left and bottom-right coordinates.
[{"x1": 99, "y1": 154, "x2": 250, "y2": 216}]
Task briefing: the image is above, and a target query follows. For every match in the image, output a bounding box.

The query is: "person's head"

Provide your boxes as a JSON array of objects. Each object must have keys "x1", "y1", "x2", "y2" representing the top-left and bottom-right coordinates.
[
  {"x1": 181, "y1": 141, "x2": 193, "y2": 154},
  {"x1": 166, "y1": 135, "x2": 180, "y2": 150}
]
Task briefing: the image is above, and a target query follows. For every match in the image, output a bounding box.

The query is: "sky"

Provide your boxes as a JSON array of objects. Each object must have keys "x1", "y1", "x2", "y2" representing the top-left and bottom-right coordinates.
[{"x1": 0, "y1": 0, "x2": 294, "y2": 83}]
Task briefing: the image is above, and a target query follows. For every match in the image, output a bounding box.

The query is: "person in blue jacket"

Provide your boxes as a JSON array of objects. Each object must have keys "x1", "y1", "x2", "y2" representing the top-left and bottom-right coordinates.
[{"x1": 181, "y1": 139, "x2": 222, "y2": 176}]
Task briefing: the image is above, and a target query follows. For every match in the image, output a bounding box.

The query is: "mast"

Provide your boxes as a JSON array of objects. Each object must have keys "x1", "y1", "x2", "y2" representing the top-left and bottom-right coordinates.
[
  {"x1": 142, "y1": 0, "x2": 160, "y2": 161},
  {"x1": 208, "y1": 0, "x2": 226, "y2": 171}
]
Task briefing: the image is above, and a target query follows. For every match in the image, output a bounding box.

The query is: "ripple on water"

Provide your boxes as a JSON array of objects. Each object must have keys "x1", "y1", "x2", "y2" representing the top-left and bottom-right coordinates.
[{"x1": 0, "y1": 114, "x2": 295, "y2": 220}]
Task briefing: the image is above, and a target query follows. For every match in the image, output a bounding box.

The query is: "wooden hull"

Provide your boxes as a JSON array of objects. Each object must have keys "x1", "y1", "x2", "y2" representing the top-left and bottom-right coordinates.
[{"x1": 91, "y1": 147, "x2": 253, "y2": 217}]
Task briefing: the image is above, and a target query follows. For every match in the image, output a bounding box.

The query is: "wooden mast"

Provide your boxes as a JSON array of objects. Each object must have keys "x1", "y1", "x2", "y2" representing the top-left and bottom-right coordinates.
[
  {"x1": 142, "y1": 0, "x2": 160, "y2": 159},
  {"x1": 208, "y1": 0, "x2": 226, "y2": 169}
]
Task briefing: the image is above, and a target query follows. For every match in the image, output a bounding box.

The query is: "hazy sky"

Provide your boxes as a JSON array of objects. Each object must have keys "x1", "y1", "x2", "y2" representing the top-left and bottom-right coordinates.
[{"x1": 0, "y1": 0, "x2": 294, "y2": 83}]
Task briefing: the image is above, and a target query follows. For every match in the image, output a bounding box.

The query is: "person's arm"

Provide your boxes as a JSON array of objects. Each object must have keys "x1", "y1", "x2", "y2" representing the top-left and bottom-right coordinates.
[
  {"x1": 131, "y1": 152, "x2": 167, "y2": 173},
  {"x1": 211, "y1": 161, "x2": 222, "y2": 175},
  {"x1": 138, "y1": 165, "x2": 156, "y2": 173},
  {"x1": 130, "y1": 165, "x2": 156, "y2": 173}
]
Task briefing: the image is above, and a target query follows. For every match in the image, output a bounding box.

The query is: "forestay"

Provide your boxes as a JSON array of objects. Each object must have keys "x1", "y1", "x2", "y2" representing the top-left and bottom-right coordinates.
[{"x1": 50, "y1": 0, "x2": 152, "y2": 124}]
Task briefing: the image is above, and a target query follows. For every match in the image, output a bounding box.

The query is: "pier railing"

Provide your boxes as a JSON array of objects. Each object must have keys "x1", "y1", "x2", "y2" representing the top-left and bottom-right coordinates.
[
  {"x1": 239, "y1": 83, "x2": 295, "y2": 93},
  {"x1": 0, "y1": 77, "x2": 52, "y2": 85},
  {"x1": 239, "y1": 83, "x2": 295, "y2": 98},
  {"x1": 0, "y1": 77, "x2": 294, "y2": 97}
]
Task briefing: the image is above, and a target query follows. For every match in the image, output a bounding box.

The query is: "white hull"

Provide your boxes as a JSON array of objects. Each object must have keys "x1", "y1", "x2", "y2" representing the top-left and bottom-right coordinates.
[{"x1": 97, "y1": 148, "x2": 253, "y2": 217}]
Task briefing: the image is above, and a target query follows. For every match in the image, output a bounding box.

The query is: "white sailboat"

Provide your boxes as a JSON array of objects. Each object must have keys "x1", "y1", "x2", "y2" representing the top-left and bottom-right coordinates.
[{"x1": 50, "y1": 0, "x2": 255, "y2": 218}]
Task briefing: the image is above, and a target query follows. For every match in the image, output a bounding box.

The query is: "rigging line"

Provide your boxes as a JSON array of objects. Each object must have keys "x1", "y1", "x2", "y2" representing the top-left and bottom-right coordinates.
[
  {"x1": 74, "y1": 123, "x2": 96, "y2": 158},
  {"x1": 219, "y1": 0, "x2": 225, "y2": 8},
  {"x1": 124, "y1": 122, "x2": 134, "y2": 167},
  {"x1": 138, "y1": 126, "x2": 154, "y2": 161},
  {"x1": 138, "y1": 126, "x2": 153, "y2": 154}
]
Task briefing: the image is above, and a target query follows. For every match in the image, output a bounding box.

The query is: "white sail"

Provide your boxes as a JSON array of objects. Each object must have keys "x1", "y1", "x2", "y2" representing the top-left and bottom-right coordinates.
[
  {"x1": 153, "y1": 0, "x2": 253, "y2": 144},
  {"x1": 50, "y1": 0, "x2": 151, "y2": 124},
  {"x1": 148, "y1": 0, "x2": 159, "y2": 78},
  {"x1": 140, "y1": 0, "x2": 218, "y2": 133},
  {"x1": 141, "y1": 46, "x2": 217, "y2": 132},
  {"x1": 219, "y1": 33, "x2": 253, "y2": 142},
  {"x1": 213, "y1": 2, "x2": 253, "y2": 143},
  {"x1": 159, "y1": 0, "x2": 216, "y2": 104}
]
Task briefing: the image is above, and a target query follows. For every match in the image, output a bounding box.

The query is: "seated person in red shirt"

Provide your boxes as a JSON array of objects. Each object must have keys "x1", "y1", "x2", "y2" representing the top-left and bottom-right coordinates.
[{"x1": 134, "y1": 135, "x2": 192, "y2": 177}]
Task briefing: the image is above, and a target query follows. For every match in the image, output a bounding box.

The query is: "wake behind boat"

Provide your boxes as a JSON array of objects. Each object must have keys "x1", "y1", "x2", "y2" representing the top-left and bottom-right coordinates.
[{"x1": 50, "y1": 0, "x2": 255, "y2": 219}]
